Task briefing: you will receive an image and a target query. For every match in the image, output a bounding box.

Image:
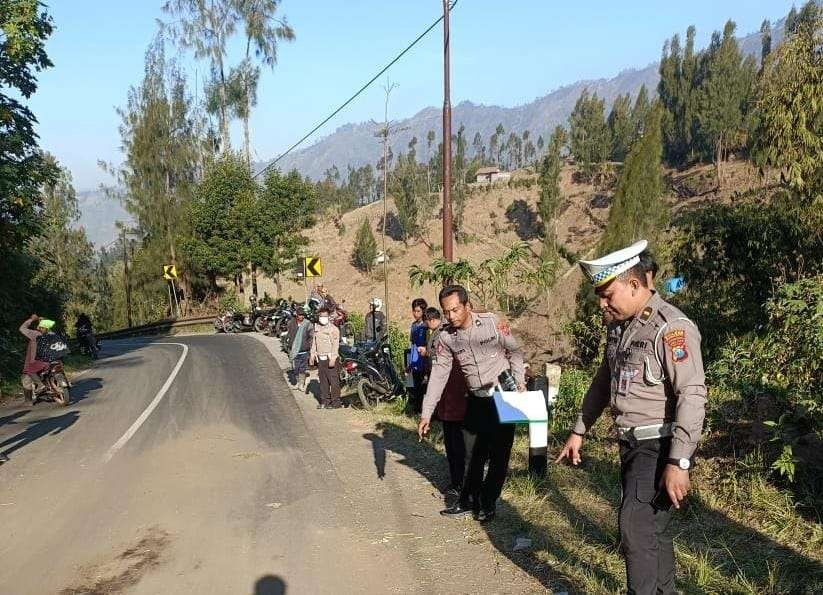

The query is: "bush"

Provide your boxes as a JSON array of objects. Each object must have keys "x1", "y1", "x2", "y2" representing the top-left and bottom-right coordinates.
[
  {"x1": 551, "y1": 369, "x2": 591, "y2": 435},
  {"x1": 218, "y1": 288, "x2": 243, "y2": 313},
  {"x1": 708, "y1": 275, "x2": 823, "y2": 489}
]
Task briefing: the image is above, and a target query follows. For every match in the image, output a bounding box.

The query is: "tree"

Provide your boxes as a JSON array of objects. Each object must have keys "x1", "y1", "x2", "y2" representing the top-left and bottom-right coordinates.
[
  {"x1": 471, "y1": 131, "x2": 484, "y2": 162},
  {"x1": 110, "y1": 39, "x2": 201, "y2": 290},
  {"x1": 390, "y1": 150, "x2": 429, "y2": 243},
  {"x1": 537, "y1": 126, "x2": 565, "y2": 244},
  {"x1": 184, "y1": 153, "x2": 254, "y2": 286},
  {"x1": 632, "y1": 84, "x2": 651, "y2": 137},
  {"x1": 253, "y1": 168, "x2": 316, "y2": 291},
  {"x1": 235, "y1": 0, "x2": 294, "y2": 165},
  {"x1": 453, "y1": 124, "x2": 468, "y2": 238},
  {"x1": 351, "y1": 219, "x2": 377, "y2": 272},
  {"x1": 786, "y1": 5, "x2": 799, "y2": 35},
  {"x1": 162, "y1": 0, "x2": 243, "y2": 150},
  {"x1": 0, "y1": 0, "x2": 55, "y2": 253},
  {"x1": 760, "y1": 19, "x2": 772, "y2": 65},
  {"x1": 608, "y1": 94, "x2": 634, "y2": 161},
  {"x1": 25, "y1": 155, "x2": 95, "y2": 320},
  {"x1": 600, "y1": 105, "x2": 666, "y2": 254},
  {"x1": 692, "y1": 21, "x2": 757, "y2": 187},
  {"x1": 493, "y1": 123, "x2": 505, "y2": 166},
  {"x1": 569, "y1": 89, "x2": 610, "y2": 181},
  {"x1": 753, "y1": 7, "x2": 822, "y2": 202}
]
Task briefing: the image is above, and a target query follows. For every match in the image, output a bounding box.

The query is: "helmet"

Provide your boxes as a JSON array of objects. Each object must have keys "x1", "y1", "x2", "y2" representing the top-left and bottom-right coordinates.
[
  {"x1": 369, "y1": 297, "x2": 383, "y2": 311},
  {"x1": 38, "y1": 319, "x2": 56, "y2": 330}
]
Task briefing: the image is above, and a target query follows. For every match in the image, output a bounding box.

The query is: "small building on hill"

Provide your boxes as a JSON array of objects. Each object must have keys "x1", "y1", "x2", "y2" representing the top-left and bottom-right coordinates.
[{"x1": 475, "y1": 166, "x2": 511, "y2": 184}]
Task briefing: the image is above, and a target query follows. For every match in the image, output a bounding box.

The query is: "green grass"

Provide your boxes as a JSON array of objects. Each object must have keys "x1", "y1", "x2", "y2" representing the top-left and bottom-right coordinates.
[{"x1": 363, "y1": 403, "x2": 823, "y2": 594}]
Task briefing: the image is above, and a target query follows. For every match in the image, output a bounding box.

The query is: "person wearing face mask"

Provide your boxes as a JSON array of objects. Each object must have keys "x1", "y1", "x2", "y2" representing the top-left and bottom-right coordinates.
[
  {"x1": 310, "y1": 307, "x2": 342, "y2": 409},
  {"x1": 556, "y1": 240, "x2": 706, "y2": 595}
]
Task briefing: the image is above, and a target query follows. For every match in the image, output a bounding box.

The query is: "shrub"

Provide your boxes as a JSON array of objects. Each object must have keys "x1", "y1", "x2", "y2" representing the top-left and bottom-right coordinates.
[
  {"x1": 218, "y1": 288, "x2": 243, "y2": 313},
  {"x1": 351, "y1": 219, "x2": 377, "y2": 272}
]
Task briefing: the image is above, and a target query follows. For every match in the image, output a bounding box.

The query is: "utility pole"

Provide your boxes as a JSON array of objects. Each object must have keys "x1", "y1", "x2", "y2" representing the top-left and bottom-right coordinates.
[
  {"x1": 121, "y1": 227, "x2": 133, "y2": 328},
  {"x1": 442, "y1": 0, "x2": 454, "y2": 262},
  {"x1": 380, "y1": 80, "x2": 398, "y2": 329}
]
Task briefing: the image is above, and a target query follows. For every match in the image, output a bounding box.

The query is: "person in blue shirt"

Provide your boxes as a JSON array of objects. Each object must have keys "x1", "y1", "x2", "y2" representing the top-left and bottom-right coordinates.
[{"x1": 408, "y1": 298, "x2": 429, "y2": 414}]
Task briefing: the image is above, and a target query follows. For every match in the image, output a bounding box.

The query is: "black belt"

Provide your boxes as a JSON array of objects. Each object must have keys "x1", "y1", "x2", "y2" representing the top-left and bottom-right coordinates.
[{"x1": 468, "y1": 386, "x2": 494, "y2": 398}]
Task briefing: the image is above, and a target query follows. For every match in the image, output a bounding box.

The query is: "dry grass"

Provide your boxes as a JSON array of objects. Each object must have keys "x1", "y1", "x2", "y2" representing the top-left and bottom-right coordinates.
[{"x1": 365, "y1": 404, "x2": 823, "y2": 594}]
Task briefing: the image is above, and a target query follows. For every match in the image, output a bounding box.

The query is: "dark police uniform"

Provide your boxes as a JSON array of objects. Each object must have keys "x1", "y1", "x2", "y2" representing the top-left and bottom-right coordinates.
[
  {"x1": 422, "y1": 312, "x2": 525, "y2": 514},
  {"x1": 573, "y1": 292, "x2": 706, "y2": 595}
]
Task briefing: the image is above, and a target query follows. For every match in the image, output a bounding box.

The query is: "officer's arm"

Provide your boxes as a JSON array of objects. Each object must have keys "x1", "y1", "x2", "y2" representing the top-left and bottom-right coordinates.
[
  {"x1": 572, "y1": 357, "x2": 610, "y2": 435},
  {"x1": 661, "y1": 322, "x2": 707, "y2": 460},
  {"x1": 420, "y1": 335, "x2": 453, "y2": 421},
  {"x1": 499, "y1": 325, "x2": 526, "y2": 385}
]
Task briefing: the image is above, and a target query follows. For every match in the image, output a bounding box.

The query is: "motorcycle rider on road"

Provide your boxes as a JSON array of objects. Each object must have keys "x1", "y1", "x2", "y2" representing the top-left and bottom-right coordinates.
[
  {"x1": 19, "y1": 314, "x2": 55, "y2": 401},
  {"x1": 75, "y1": 312, "x2": 97, "y2": 356}
]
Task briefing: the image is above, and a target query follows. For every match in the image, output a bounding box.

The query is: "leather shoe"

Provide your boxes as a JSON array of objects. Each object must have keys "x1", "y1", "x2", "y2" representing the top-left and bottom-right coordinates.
[
  {"x1": 475, "y1": 509, "x2": 496, "y2": 523},
  {"x1": 439, "y1": 503, "x2": 473, "y2": 518}
]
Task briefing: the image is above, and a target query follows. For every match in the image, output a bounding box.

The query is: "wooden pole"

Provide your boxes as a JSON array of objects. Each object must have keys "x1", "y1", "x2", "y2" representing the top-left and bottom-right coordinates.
[{"x1": 442, "y1": 0, "x2": 454, "y2": 262}]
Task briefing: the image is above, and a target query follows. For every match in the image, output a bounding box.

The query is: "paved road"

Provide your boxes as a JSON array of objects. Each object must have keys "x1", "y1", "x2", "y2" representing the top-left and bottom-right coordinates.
[{"x1": 0, "y1": 335, "x2": 421, "y2": 594}]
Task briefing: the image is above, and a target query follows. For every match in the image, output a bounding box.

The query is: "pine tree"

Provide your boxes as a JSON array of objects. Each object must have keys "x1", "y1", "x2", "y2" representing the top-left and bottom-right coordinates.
[
  {"x1": 600, "y1": 105, "x2": 666, "y2": 254},
  {"x1": 785, "y1": 5, "x2": 799, "y2": 35},
  {"x1": 569, "y1": 89, "x2": 610, "y2": 181},
  {"x1": 760, "y1": 19, "x2": 772, "y2": 65},
  {"x1": 753, "y1": 6, "x2": 822, "y2": 202},
  {"x1": 692, "y1": 20, "x2": 758, "y2": 186},
  {"x1": 632, "y1": 85, "x2": 651, "y2": 137},
  {"x1": 607, "y1": 94, "x2": 634, "y2": 161},
  {"x1": 537, "y1": 126, "x2": 566, "y2": 247},
  {"x1": 352, "y1": 219, "x2": 378, "y2": 272}
]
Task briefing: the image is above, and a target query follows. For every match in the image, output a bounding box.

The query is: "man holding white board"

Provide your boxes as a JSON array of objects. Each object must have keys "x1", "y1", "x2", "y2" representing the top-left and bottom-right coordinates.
[{"x1": 418, "y1": 285, "x2": 526, "y2": 523}]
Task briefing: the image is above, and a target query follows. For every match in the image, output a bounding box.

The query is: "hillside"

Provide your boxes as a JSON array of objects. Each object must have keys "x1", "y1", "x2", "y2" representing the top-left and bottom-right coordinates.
[
  {"x1": 251, "y1": 159, "x2": 768, "y2": 367},
  {"x1": 262, "y1": 15, "x2": 787, "y2": 181}
]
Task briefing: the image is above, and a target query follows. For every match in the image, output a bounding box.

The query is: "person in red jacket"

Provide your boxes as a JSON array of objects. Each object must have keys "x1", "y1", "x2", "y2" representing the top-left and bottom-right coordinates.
[{"x1": 422, "y1": 307, "x2": 467, "y2": 498}]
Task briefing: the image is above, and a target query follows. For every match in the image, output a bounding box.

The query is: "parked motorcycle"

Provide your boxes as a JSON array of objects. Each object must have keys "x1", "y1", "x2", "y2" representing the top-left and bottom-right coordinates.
[
  {"x1": 21, "y1": 360, "x2": 71, "y2": 406},
  {"x1": 337, "y1": 337, "x2": 404, "y2": 409},
  {"x1": 213, "y1": 311, "x2": 240, "y2": 333}
]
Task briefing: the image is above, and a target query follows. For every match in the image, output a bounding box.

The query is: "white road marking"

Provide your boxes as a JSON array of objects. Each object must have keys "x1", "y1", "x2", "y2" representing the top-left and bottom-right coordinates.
[{"x1": 103, "y1": 342, "x2": 188, "y2": 462}]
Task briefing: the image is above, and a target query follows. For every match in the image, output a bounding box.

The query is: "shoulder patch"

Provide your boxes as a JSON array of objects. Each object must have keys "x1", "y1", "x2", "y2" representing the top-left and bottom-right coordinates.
[
  {"x1": 664, "y1": 329, "x2": 688, "y2": 362},
  {"x1": 640, "y1": 307, "x2": 653, "y2": 321}
]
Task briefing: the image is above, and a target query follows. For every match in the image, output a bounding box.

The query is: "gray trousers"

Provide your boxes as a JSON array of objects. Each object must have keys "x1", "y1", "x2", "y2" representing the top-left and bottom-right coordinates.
[{"x1": 619, "y1": 437, "x2": 675, "y2": 595}]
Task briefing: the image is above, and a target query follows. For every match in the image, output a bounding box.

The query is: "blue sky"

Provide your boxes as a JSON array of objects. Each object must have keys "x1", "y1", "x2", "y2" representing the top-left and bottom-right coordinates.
[{"x1": 28, "y1": 0, "x2": 796, "y2": 191}]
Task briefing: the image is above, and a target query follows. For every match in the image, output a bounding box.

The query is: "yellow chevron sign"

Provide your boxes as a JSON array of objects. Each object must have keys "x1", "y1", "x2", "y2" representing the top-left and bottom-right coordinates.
[{"x1": 163, "y1": 264, "x2": 178, "y2": 280}]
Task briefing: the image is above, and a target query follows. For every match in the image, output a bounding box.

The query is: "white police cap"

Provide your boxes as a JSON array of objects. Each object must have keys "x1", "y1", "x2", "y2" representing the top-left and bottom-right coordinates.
[{"x1": 579, "y1": 240, "x2": 648, "y2": 287}]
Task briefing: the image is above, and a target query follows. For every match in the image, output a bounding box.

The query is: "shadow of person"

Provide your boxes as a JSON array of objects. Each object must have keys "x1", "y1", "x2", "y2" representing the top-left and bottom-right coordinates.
[
  {"x1": 305, "y1": 379, "x2": 321, "y2": 405},
  {"x1": 555, "y1": 445, "x2": 823, "y2": 593},
  {"x1": 70, "y1": 377, "x2": 104, "y2": 403},
  {"x1": 363, "y1": 433, "x2": 386, "y2": 479},
  {"x1": 369, "y1": 422, "x2": 621, "y2": 591},
  {"x1": 253, "y1": 574, "x2": 286, "y2": 595},
  {"x1": 0, "y1": 410, "x2": 80, "y2": 460},
  {"x1": 0, "y1": 410, "x2": 30, "y2": 428}
]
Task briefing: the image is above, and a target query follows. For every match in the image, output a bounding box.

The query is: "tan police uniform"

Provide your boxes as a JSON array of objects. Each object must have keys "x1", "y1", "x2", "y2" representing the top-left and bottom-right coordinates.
[
  {"x1": 575, "y1": 240, "x2": 707, "y2": 595},
  {"x1": 311, "y1": 322, "x2": 341, "y2": 408},
  {"x1": 422, "y1": 311, "x2": 525, "y2": 515}
]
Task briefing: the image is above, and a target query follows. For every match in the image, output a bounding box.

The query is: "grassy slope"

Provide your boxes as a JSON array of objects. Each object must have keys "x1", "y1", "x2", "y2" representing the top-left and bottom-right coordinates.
[{"x1": 365, "y1": 399, "x2": 823, "y2": 594}]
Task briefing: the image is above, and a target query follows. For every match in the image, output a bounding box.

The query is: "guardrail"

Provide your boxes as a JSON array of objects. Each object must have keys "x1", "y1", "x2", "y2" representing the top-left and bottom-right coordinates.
[{"x1": 97, "y1": 315, "x2": 216, "y2": 340}]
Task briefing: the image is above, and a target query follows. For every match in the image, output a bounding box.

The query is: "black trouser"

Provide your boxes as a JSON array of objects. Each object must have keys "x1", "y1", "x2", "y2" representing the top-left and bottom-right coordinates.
[
  {"x1": 459, "y1": 397, "x2": 515, "y2": 512},
  {"x1": 441, "y1": 420, "x2": 466, "y2": 490},
  {"x1": 317, "y1": 359, "x2": 341, "y2": 407},
  {"x1": 619, "y1": 437, "x2": 675, "y2": 595},
  {"x1": 409, "y1": 370, "x2": 426, "y2": 414}
]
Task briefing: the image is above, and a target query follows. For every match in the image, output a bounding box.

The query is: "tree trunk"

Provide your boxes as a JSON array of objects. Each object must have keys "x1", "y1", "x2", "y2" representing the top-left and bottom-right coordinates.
[
  {"x1": 251, "y1": 262, "x2": 258, "y2": 297},
  {"x1": 218, "y1": 63, "x2": 231, "y2": 151},
  {"x1": 715, "y1": 132, "x2": 724, "y2": 191}
]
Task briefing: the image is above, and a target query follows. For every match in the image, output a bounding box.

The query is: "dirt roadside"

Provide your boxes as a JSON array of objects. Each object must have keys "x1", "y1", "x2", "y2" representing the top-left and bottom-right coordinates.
[{"x1": 250, "y1": 334, "x2": 552, "y2": 594}]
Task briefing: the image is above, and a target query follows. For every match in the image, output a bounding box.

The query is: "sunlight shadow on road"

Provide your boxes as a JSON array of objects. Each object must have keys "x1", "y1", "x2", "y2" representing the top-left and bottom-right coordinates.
[
  {"x1": 0, "y1": 410, "x2": 80, "y2": 461},
  {"x1": 362, "y1": 433, "x2": 386, "y2": 479}
]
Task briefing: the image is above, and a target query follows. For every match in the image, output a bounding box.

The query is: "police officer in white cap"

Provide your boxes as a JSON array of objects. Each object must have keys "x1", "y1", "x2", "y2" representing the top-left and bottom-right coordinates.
[{"x1": 556, "y1": 240, "x2": 706, "y2": 595}]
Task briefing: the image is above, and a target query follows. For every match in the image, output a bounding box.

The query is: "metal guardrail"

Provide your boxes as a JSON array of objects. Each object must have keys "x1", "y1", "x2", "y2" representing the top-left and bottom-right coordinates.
[{"x1": 97, "y1": 316, "x2": 216, "y2": 340}]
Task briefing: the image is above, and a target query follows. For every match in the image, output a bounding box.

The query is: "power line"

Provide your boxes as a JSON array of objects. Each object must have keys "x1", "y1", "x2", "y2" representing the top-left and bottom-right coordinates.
[{"x1": 253, "y1": 0, "x2": 458, "y2": 180}]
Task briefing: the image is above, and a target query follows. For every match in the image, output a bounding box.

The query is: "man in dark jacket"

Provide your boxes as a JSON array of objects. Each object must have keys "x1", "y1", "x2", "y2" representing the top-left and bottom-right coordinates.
[{"x1": 423, "y1": 307, "x2": 468, "y2": 498}]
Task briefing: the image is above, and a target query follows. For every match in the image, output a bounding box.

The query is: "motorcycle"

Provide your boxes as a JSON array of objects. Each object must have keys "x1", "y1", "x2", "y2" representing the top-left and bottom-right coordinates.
[
  {"x1": 214, "y1": 311, "x2": 240, "y2": 333},
  {"x1": 265, "y1": 299, "x2": 295, "y2": 337},
  {"x1": 76, "y1": 325, "x2": 100, "y2": 359},
  {"x1": 337, "y1": 337, "x2": 405, "y2": 409},
  {"x1": 21, "y1": 360, "x2": 71, "y2": 406}
]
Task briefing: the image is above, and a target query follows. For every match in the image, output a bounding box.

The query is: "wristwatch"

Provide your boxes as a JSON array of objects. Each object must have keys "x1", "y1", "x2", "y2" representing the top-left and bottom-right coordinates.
[{"x1": 667, "y1": 457, "x2": 691, "y2": 470}]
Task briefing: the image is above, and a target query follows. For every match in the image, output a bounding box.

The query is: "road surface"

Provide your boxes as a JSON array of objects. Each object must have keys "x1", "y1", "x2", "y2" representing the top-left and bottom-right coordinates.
[{"x1": 0, "y1": 335, "x2": 425, "y2": 594}]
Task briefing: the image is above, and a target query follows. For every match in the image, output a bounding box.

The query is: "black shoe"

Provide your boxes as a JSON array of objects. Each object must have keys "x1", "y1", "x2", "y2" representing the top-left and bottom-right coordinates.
[
  {"x1": 439, "y1": 503, "x2": 473, "y2": 518},
  {"x1": 476, "y1": 509, "x2": 496, "y2": 524}
]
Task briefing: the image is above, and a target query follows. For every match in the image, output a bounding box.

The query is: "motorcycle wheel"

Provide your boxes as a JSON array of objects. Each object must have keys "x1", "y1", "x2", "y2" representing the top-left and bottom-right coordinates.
[
  {"x1": 51, "y1": 377, "x2": 70, "y2": 406},
  {"x1": 276, "y1": 318, "x2": 289, "y2": 335},
  {"x1": 356, "y1": 377, "x2": 391, "y2": 410},
  {"x1": 253, "y1": 317, "x2": 267, "y2": 334}
]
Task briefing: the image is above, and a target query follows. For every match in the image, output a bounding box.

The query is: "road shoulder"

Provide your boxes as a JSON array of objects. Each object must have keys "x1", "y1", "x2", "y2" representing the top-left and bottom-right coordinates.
[{"x1": 250, "y1": 333, "x2": 546, "y2": 594}]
